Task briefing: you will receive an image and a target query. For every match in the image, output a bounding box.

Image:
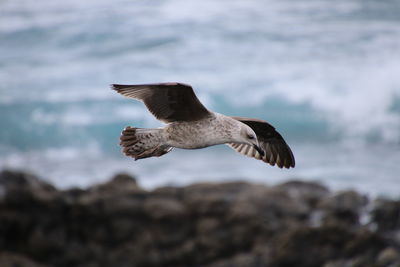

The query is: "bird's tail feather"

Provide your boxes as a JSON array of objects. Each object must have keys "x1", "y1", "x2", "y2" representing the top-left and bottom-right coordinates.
[{"x1": 120, "y1": 126, "x2": 172, "y2": 160}]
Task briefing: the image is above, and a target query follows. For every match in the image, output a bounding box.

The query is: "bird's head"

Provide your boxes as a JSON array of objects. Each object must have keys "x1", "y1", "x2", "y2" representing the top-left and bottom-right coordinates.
[{"x1": 238, "y1": 124, "x2": 265, "y2": 157}]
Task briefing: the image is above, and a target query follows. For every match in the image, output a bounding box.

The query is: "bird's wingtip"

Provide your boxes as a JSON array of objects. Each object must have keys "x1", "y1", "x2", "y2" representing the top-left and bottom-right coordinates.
[{"x1": 110, "y1": 84, "x2": 119, "y2": 91}]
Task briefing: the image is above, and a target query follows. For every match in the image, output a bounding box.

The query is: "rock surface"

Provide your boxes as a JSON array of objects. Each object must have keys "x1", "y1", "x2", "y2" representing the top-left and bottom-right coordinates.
[{"x1": 0, "y1": 170, "x2": 399, "y2": 267}]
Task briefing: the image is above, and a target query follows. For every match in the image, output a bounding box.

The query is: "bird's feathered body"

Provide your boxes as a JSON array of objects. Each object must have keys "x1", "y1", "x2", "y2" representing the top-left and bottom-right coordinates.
[
  {"x1": 112, "y1": 82, "x2": 295, "y2": 168},
  {"x1": 165, "y1": 113, "x2": 242, "y2": 149}
]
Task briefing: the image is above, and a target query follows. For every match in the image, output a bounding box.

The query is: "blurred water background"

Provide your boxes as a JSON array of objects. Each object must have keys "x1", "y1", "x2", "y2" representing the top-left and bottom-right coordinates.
[{"x1": 0, "y1": 0, "x2": 399, "y2": 196}]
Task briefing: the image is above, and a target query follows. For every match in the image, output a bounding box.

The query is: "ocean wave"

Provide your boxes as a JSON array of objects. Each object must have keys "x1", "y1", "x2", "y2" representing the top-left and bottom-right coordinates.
[{"x1": 1, "y1": 0, "x2": 399, "y2": 144}]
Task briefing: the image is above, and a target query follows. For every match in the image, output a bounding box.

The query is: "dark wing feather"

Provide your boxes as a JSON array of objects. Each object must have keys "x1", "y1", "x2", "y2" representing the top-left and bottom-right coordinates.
[
  {"x1": 228, "y1": 117, "x2": 295, "y2": 168},
  {"x1": 111, "y1": 82, "x2": 210, "y2": 123}
]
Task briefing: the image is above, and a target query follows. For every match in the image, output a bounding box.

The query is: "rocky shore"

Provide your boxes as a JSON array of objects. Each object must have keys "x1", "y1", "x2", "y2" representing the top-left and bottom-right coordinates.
[{"x1": 0, "y1": 170, "x2": 399, "y2": 267}]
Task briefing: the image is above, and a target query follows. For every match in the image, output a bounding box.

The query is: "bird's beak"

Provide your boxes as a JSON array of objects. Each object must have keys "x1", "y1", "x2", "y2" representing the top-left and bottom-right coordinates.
[{"x1": 253, "y1": 144, "x2": 265, "y2": 157}]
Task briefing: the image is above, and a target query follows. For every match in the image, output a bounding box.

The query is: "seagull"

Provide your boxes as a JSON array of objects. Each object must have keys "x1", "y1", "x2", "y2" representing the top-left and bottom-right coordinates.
[{"x1": 112, "y1": 82, "x2": 295, "y2": 168}]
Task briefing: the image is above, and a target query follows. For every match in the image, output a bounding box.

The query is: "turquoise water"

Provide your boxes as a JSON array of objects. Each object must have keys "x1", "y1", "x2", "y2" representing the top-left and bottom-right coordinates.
[{"x1": 1, "y1": 0, "x2": 400, "y2": 196}]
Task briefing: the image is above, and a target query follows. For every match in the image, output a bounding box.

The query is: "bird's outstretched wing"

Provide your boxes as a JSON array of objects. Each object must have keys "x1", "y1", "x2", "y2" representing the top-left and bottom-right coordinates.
[
  {"x1": 228, "y1": 117, "x2": 295, "y2": 168},
  {"x1": 111, "y1": 82, "x2": 210, "y2": 123}
]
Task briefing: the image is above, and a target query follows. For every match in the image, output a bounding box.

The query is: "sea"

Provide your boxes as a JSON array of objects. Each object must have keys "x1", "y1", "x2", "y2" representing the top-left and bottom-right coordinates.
[{"x1": 1, "y1": 0, "x2": 399, "y2": 197}]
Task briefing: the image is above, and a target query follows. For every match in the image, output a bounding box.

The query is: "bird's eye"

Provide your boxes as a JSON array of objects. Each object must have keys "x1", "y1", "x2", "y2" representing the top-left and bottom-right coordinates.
[{"x1": 247, "y1": 134, "x2": 255, "y2": 140}]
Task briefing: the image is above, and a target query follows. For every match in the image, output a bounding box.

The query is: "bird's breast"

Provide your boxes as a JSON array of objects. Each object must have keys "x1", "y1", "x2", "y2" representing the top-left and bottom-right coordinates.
[{"x1": 164, "y1": 116, "x2": 233, "y2": 149}]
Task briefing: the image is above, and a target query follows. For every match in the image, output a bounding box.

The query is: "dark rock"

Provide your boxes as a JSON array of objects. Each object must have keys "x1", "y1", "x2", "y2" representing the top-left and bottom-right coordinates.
[
  {"x1": 377, "y1": 247, "x2": 400, "y2": 266},
  {"x1": 318, "y1": 190, "x2": 369, "y2": 227},
  {"x1": 79, "y1": 173, "x2": 143, "y2": 203},
  {"x1": 275, "y1": 180, "x2": 330, "y2": 207},
  {"x1": 0, "y1": 252, "x2": 49, "y2": 267},
  {"x1": 182, "y1": 181, "x2": 252, "y2": 216},
  {"x1": 0, "y1": 170, "x2": 399, "y2": 267},
  {"x1": 208, "y1": 252, "x2": 265, "y2": 267},
  {"x1": 230, "y1": 185, "x2": 309, "y2": 232},
  {"x1": 0, "y1": 170, "x2": 55, "y2": 191},
  {"x1": 144, "y1": 195, "x2": 186, "y2": 220},
  {"x1": 92, "y1": 173, "x2": 139, "y2": 193},
  {"x1": 323, "y1": 260, "x2": 352, "y2": 267},
  {"x1": 372, "y1": 198, "x2": 400, "y2": 233},
  {"x1": 270, "y1": 226, "x2": 386, "y2": 267},
  {"x1": 0, "y1": 169, "x2": 57, "y2": 201},
  {"x1": 270, "y1": 226, "x2": 352, "y2": 267},
  {"x1": 319, "y1": 190, "x2": 368, "y2": 211}
]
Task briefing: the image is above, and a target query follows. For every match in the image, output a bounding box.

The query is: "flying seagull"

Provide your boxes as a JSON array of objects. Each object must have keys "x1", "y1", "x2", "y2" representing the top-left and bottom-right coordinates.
[{"x1": 112, "y1": 82, "x2": 295, "y2": 168}]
